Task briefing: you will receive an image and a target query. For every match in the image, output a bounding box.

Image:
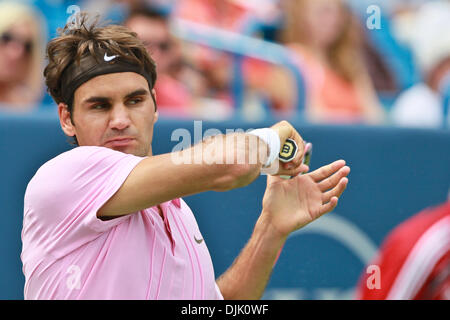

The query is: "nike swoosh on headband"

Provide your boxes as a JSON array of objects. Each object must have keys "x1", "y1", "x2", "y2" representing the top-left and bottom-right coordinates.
[
  {"x1": 60, "y1": 50, "x2": 157, "y2": 111},
  {"x1": 104, "y1": 52, "x2": 118, "y2": 62}
]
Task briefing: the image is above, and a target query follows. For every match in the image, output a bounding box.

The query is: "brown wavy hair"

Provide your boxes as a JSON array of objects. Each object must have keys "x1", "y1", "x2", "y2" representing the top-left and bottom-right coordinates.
[{"x1": 44, "y1": 12, "x2": 157, "y2": 110}]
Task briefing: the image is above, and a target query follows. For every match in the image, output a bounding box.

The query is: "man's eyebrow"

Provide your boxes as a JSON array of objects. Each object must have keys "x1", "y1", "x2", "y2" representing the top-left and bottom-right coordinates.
[
  {"x1": 124, "y1": 89, "x2": 150, "y2": 99},
  {"x1": 81, "y1": 89, "x2": 150, "y2": 105},
  {"x1": 82, "y1": 96, "x2": 110, "y2": 105}
]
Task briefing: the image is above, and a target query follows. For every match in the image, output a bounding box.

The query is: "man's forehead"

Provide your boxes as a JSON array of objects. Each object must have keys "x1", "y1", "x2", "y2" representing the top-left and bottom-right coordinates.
[{"x1": 75, "y1": 72, "x2": 150, "y2": 101}]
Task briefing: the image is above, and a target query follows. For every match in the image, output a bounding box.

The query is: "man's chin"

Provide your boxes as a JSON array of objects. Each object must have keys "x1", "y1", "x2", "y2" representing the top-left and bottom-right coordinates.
[
  {"x1": 109, "y1": 145, "x2": 150, "y2": 157},
  {"x1": 109, "y1": 145, "x2": 132, "y2": 153}
]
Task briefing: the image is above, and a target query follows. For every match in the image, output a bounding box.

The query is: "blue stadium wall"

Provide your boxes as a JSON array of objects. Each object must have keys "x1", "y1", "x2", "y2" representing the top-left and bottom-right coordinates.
[{"x1": 1, "y1": 112, "x2": 449, "y2": 299}]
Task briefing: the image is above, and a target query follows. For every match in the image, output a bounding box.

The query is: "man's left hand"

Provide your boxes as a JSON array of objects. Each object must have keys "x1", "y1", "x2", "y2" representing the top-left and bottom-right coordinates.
[{"x1": 259, "y1": 160, "x2": 350, "y2": 238}]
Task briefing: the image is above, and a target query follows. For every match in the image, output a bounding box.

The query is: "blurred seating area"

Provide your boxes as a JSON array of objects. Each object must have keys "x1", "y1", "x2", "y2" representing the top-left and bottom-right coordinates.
[{"x1": 0, "y1": 0, "x2": 449, "y2": 128}]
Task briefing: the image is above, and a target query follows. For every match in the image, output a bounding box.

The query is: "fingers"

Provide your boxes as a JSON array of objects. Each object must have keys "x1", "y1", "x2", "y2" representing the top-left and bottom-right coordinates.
[
  {"x1": 289, "y1": 130, "x2": 305, "y2": 165},
  {"x1": 309, "y1": 160, "x2": 346, "y2": 182},
  {"x1": 313, "y1": 161, "x2": 349, "y2": 216},
  {"x1": 322, "y1": 177, "x2": 348, "y2": 204},
  {"x1": 279, "y1": 133, "x2": 305, "y2": 173},
  {"x1": 280, "y1": 141, "x2": 304, "y2": 171},
  {"x1": 271, "y1": 121, "x2": 305, "y2": 171},
  {"x1": 271, "y1": 120, "x2": 292, "y2": 144},
  {"x1": 270, "y1": 121, "x2": 308, "y2": 177},
  {"x1": 320, "y1": 196, "x2": 339, "y2": 215},
  {"x1": 319, "y1": 169, "x2": 350, "y2": 215},
  {"x1": 318, "y1": 165, "x2": 350, "y2": 192},
  {"x1": 276, "y1": 163, "x2": 309, "y2": 178}
]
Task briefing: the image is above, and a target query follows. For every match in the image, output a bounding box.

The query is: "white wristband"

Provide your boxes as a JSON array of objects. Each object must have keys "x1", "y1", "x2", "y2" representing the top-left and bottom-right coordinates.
[{"x1": 248, "y1": 128, "x2": 281, "y2": 167}]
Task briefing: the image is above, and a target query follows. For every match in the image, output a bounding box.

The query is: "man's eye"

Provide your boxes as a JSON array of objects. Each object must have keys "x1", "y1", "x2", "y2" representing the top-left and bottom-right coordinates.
[
  {"x1": 92, "y1": 104, "x2": 107, "y2": 110},
  {"x1": 128, "y1": 98, "x2": 143, "y2": 105}
]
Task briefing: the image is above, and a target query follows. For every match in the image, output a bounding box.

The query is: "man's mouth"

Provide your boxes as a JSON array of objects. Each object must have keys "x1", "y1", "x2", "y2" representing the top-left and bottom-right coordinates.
[{"x1": 104, "y1": 137, "x2": 135, "y2": 148}]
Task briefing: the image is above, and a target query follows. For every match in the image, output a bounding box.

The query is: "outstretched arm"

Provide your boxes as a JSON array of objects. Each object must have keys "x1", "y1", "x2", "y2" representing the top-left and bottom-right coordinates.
[
  {"x1": 98, "y1": 121, "x2": 305, "y2": 217},
  {"x1": 217, "y1": 160, "x2": 350, "y2": 300}
]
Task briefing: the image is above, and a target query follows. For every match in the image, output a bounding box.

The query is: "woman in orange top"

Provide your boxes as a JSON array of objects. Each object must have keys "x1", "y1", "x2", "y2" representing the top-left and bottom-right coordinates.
[{"x1": 279, "y1": 0, "x2": 386, "y2": 124}]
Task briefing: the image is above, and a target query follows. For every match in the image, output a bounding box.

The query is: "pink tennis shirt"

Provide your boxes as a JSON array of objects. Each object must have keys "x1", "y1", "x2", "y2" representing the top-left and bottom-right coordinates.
[{"x1": 21, "y1": 146, "x2": 223, "y2": 300}]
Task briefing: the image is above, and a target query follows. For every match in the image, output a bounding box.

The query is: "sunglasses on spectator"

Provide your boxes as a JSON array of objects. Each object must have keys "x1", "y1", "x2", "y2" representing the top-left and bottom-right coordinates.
[
  {"x1": 143, "y1": 40, "x2": 171, "y2": 52},
  {"x1": 0, "y1": 32, "x2": 33, "y2": 54}
]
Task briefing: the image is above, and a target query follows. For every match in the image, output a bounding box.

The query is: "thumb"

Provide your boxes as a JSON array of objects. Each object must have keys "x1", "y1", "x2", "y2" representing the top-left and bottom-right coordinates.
[{"x1": 266, "y1": 174, "x2": 286, "y2": 186}]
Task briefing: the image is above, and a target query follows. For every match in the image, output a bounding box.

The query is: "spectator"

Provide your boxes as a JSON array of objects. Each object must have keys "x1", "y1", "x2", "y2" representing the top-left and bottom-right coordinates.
[
  {"x1": 278, "y1": 0, "x2": 386, "y2": 124},
  {"x1": 124, "y1": 6, "x2": 195, "y2": 117},
  {"x1": 390, "y1": 1, "x2": 450, "y2": 128},
  {"x1": 173, "y1": 0, "x2": 247, "y2": 119},
  {"x1": 356, "y1": 200, "x2": 450, "y2": 300},
  {"x1": 126, "y1": 4, "x2": 240, "y2": 120},
  {"x1": 360, "y1": 32, "x2": 398, "y2": 96},
  {"x1": 174, "y1": 0, "x2": 249, "y2": 31},
  {"x1": 173, "y1": 0, "x2": 279, "y2": 120},
  {"x1": 0, "y1": 1, "x2": 45, "y2": 111}
]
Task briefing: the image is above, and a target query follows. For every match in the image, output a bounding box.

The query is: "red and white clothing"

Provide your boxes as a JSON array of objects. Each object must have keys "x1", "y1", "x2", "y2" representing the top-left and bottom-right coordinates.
[{"x1": 356, "y1": 201, "x2": 450, "y2": 300}]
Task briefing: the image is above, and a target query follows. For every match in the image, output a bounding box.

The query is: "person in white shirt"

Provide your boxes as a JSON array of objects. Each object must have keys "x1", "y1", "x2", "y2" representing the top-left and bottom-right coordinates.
[{"x1": 390, "y1": 1, "x2": 450, "y2": 129}]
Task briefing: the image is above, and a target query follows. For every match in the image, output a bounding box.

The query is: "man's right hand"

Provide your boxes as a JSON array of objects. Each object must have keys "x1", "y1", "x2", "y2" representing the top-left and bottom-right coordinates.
[{"x1": 269, "y1": 121, "x2": 308, "y2": 177}]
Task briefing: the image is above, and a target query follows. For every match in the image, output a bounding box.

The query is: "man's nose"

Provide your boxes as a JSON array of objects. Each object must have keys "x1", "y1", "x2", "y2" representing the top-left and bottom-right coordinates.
[{"x1": 109, "y1": 104, "x2": 132, "y2": 130}]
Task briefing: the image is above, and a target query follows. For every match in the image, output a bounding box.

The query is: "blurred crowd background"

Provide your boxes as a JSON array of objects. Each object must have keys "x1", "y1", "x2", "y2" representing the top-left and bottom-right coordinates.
[{"x1": 0, "y1": 0, "x2": 449, "y2": 128}]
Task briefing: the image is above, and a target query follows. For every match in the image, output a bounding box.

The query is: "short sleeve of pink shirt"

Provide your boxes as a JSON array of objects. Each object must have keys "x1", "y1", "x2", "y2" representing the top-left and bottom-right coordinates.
[{"x1": 21, "y1": 146, "x2": 223, "y2": 300}]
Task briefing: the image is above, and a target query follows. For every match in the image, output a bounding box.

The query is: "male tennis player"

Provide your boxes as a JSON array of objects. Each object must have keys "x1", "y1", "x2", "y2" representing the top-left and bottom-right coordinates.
[{"x1": 21, "y1": 13, "x2": 350, "y2": 299}]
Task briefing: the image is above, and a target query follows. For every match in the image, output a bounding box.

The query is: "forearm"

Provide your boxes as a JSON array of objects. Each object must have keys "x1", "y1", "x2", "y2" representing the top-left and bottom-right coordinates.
[
  {"x1": 216, "y1": 157, "x2": 350, "y2": 299},
  {"x1": 217, "y1": 213, "x2": 287, "y2": 300},
  {"x1": 98, "y1": 133, "x2": 265, "y2": 216},
  {"x1": 194, "y1": 133, "x2": 267, "y2": 190}
]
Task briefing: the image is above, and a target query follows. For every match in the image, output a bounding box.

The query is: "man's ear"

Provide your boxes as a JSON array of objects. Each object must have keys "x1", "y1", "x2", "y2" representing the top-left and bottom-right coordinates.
[
  {"x1": 58, "y1": 103, "x2": 76, "y2": 137},
  {"x1": 151, "y1": 88, "x2": 158, "y2": 124}
]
